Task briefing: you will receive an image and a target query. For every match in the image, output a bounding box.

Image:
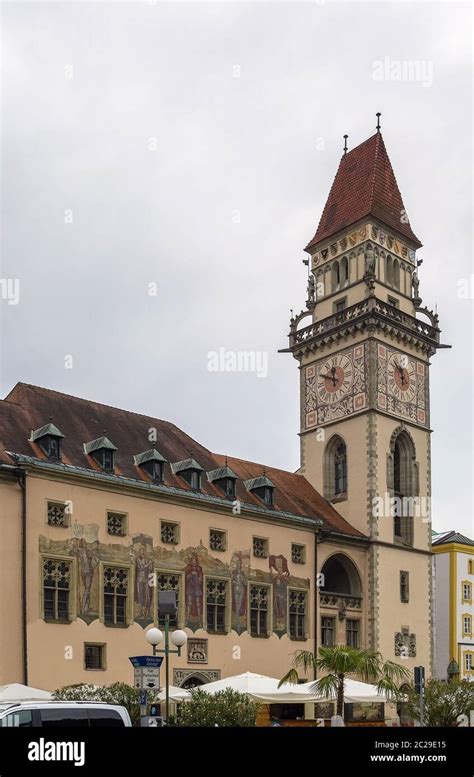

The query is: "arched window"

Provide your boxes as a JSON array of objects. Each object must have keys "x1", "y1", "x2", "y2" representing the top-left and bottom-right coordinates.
[
  {"x1": 393, "y1": 259, "x2": 400, "y2": 290},
  {"x1": 331, "y1": 261, "x2": 340, "y2": 292},
  {"x1": 316, "y1": 270, "x2": 324, "y2": 299},
  {"x1": 324, "y1": 436, "x2": 347, "y2": 500},
  {"x1": 386, "y1": 256, "x2": 393, "y2": 286},
  {"x1": 387, "y1": 429, "x2": 418, "y2": 545},
  {"x1": 335, "y1": 443, "x2": 347, "y2": 494},
  {"x1": 340, "y1": 256, "x2": 349, "y2": 285}
]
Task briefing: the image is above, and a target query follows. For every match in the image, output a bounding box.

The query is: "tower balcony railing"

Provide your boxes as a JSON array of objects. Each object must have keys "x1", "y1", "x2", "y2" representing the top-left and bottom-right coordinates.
[
  {"x1": 319, "y1": 590, "x2": 362, "y2": 610},
  {"x1": 289, "y1": 297, "x2": 440, "y2": 348}
]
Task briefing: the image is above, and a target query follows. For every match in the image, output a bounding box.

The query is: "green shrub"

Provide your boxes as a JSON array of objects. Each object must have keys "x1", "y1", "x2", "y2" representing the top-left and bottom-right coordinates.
[{"x1": 173, "y1": 688, "x2": 259, "y2": 727}]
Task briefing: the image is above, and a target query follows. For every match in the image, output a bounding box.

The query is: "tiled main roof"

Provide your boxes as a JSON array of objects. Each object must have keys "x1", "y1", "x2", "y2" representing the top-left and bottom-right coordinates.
[
  {"x1": 0, "y1": 383, "x2": 364, "y2": 538},
  {"x1": 305, "y1": 132, "x2": 422, "y2": 251}
]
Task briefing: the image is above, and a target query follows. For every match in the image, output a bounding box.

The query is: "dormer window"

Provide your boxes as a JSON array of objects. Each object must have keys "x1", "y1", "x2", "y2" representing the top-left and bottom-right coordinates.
[
  {"x1": 84, "y1": 436, "x2": 117, "y2": 472},
  {"x1": 244, "y1": 475, "x2": 275, "y2": 507},
  {"x1": 207, "y1": 466, "x2": 237, "y2": 499},
  {"x1": 134, "y1": 448, "x2": 166, "y2": 483},
  {"x1": 30, "y1": 422, "x2": 65, "y2": 461},
  {"x1": 171, "y1": 458, "x2": 204, "y2": 491}
]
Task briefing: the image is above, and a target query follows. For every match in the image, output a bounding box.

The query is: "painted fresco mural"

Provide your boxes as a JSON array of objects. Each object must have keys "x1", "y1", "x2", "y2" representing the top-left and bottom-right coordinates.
[{"x1": 39, "y1": 522, "x2": 310, "y2": 636}]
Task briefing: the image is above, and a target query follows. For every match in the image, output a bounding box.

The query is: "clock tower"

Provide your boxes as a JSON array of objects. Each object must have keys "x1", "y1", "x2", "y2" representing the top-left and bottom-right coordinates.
[{"x1": 283, "y1": 122, "x2": 449, "y2": 673}]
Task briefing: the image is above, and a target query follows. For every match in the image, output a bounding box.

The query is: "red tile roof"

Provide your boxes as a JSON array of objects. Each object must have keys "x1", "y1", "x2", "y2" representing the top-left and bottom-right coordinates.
[
  {"x1": 0, "y1": 382, "x2": 364, "y2": 538},
  {"x1": 305, "y1": 132, "x2": 422, "y2": 251}
]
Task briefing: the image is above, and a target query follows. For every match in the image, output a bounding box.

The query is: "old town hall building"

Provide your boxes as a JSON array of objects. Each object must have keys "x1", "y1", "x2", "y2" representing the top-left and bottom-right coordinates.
[{"x1": 0, "y1": 126, "x2": 448, "y2": 691}]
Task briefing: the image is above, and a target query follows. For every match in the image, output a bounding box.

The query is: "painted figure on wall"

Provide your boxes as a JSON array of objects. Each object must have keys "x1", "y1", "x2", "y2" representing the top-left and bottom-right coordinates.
[
  {"x1": 269, "y1": 554, "x2": 290, "y2": 635},
  {"x1": 230, "y1": 550, "x2": 249, "y2": 634},
  {"x1": 71, "y1": 538, "x2": 100, "y2": 618},
  {"x1": 134, "y1": 545, "x2": 154, "y2": 621},
  {"x1": 185, "y1": 552, "x2": 203, "y2": 628}
]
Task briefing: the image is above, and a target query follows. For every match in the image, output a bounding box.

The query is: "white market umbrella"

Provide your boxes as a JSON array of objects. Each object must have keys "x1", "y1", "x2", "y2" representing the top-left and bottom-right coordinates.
[
  {"x1": 298, "y1": 677, "x2": 391, "y2": 703},
  {"x1": 0, "y1": 683, "x2": 53, "y2": 703},
  {"x1": 176, "y1": 672, "x2": 322, "y2": 703},
  {"x1": 156, "y1": 685, "x2": 191, "y2": 702}
]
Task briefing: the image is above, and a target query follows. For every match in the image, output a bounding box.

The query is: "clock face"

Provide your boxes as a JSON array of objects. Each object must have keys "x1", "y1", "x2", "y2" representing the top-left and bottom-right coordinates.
[
  {"x1": 317, "y1": 354, "x2": 354, "y2": 403},
  {"x1": 387, "y1": 353, "x2": 416, "y2": 403}
]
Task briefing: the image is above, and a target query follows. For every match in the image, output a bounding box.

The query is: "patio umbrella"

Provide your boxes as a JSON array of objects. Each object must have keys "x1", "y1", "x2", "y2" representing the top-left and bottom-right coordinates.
[
  {"x1": 0, "y1": 683, "x2": 53, "y2": 703},
  {"x1": 298, "y1": 677, "x2": 391, "y2": 703},
  {"x1": 173, "y1": 672, "x2": 322, "y2": 703}
]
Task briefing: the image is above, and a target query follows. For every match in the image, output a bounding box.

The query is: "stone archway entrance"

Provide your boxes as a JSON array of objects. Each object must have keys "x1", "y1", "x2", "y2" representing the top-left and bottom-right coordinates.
[
  {"x1": 173, "y1": 668, "x2": 221, "y2": 688},
  {"x1": 181, "y1": 675, "x2": 206, "y2": 690}
]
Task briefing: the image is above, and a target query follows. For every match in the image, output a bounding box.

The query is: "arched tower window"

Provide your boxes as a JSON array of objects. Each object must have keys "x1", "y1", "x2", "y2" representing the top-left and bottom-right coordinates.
[
  {"x1": 324, "y1": 436, "x2": 347, "y2": 500},
  {"x1": 340, "y1": 256, "x2": 349, "y2": 285},
  {"x1": 393, "y1": 258, "x2": 400, "y2": 290},
  {"x1": 331, "y1": 261, "x2": 340, "y2": 292},
  {"x1": 387, "y1": 429, "x2": 418, "y2": 545}
]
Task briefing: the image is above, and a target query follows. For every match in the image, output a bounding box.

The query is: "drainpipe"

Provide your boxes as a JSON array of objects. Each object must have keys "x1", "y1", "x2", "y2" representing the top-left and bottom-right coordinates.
[
  {"x1": 1, "y1": 463, "x2": 28, "y2": 685},
  {"x1": 18, "y1": 468, "x2": 28, "y2": 686}
]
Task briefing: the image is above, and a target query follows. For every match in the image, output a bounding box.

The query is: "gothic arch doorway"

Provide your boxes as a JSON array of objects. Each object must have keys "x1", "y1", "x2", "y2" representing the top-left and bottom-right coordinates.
[{"x1": 181, "y1": 674, "x2": 206, "y2": 690}]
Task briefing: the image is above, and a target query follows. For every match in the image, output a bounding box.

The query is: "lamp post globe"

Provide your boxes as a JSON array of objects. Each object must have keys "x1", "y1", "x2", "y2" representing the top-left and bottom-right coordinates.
[
  {"x1": 170, "y1": 629, "x2": 187, "y2": 648},
  {"x1": 146, "y1": 627, "x2": 163, "y2": 647}
]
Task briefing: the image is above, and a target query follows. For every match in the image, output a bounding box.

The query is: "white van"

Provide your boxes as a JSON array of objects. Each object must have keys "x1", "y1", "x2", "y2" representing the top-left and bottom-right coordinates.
[{"x1": 0, "y1": 701, "x2": 132, "y2": 727}]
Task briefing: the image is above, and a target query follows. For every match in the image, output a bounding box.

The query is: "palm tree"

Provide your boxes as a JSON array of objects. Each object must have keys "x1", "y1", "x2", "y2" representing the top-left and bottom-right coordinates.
[{"x1": 280, "y1": 645, "x2": 410, "y2": 718}]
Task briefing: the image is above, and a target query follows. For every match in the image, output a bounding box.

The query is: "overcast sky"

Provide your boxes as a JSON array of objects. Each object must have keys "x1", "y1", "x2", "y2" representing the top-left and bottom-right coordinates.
[{"x1": 1, "y1": 1, "x2": 472, "y2": 536}]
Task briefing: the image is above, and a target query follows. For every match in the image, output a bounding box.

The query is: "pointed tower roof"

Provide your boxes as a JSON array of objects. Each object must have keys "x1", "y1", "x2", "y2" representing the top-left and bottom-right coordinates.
[{"x1": 305, "y1": 132, "x2": 422, "y2": 251}]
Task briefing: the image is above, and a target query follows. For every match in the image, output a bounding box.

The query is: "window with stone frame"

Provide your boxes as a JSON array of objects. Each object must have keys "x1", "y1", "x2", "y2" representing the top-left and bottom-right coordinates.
[
  {"x1": 462, "y1": 582, "x2": 472, "y2": 603},
  {"x1": 346, "y1": 619, "x2": 360, "y2": 648},
  {"x1": 390, "y1": 431, "x2": 417, "y2": 546},
  {"x1": 84, "y1": 643, "x2": 106, "y2": 670},
  {"x1": 206, "y1": 579, "x2": 228, "y2": 634},
  {"x1": 209, "y1": 529, "x2": 227, "y2": 553},
  {"x1": 106, "y1": 512, "x2": 127, "y2": 537},
  {"x1": 465, "y1": 653, "x2": 473, "y2": 672},
  {"x1": 289, "y1": 590, "x2": 307, "y2": 640},
  {"x1": 103, "y1": 566, "x2": 129, "y2": 626},
  {"x1": 160, "y1": 520, "x2": 179, "y2": 545},
  {"x1": 156, "y1": 572, "x2": 181, "y2": 628},
  {"x1": 252, "y1": 536, "x2": 269, "y2": 559},
  {"x1": 324, "y1": 436, "x2": 347, "y2": 500},
  {"x1": 47, "y1": 501, "x2": 67, "y2": 527},
  {"x1": 321, "y1": 615, "x2": 336, "y2": 646},
  {"x1": 249, "y1": 584, "x2": 270, "y2": 637},
  {"x1": 463, "y1": 615, "x2": 472, "y2": 636},
  {"x1": 291, "y1": 543, "x2": 306, "y2": 564},
  {"x1": 400, "y1": 571, "x2": 410, "y2": 603},
  {"x1": 43, "y1": 558, "x2": 71, "y2": 621}
]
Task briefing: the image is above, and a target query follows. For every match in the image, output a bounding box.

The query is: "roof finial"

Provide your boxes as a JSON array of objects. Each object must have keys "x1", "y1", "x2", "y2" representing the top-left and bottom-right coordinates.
[
  {"x1": 343, "y1": 134, "x2": 348, "y2": 155},
  {"x1": 376, "y1": 112, "x2": 381, "y2": 133}
]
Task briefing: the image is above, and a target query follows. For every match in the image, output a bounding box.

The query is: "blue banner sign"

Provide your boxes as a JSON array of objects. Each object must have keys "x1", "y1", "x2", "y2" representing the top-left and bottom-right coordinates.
[{"x1": 129, "y1": 655, "x2": 163, "y2": 668}]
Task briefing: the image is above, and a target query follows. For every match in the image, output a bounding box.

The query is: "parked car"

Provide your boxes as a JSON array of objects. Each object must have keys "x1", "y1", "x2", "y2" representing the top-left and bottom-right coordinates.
[{"x1": 0, "y1": 701, "x2": 132, "y2": 727}]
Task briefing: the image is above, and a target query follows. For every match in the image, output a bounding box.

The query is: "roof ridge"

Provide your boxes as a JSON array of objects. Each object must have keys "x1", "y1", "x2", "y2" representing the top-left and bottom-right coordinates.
[
  {"x1": 216, "y1": 452, "x2": 305, "y2": 478},
  {"x1": 368, "y1": 132, "x2": 381, "y2": 212}
]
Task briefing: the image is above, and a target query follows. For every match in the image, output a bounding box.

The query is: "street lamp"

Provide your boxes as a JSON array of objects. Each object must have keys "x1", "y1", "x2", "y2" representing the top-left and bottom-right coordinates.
[
  {"x1": 447, "y1": 658, "x2": 459, "y2": 682},
  {"x1": 145, "y1": 594, "x2": 187, "y2": 724}
]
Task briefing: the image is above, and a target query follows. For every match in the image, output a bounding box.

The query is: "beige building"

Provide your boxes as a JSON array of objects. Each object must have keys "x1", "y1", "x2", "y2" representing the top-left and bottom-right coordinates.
[
  {"x1": 432, "y1": 531, "x2": 474, "y2": 681},
  {"x1": 0, "y1": 126, "x2": 448, "y2": 692}
]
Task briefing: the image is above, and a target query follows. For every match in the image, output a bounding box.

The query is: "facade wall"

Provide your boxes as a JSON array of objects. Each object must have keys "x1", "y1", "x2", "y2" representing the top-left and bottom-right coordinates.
[
  {"x1": 12, "y1": 473, "x2": 321, "y2": 690},
  {"x1": 433, "y1": 552, "x2": 449, "y2": 678},
  {"x1": 0, "y1": 476, "x2": 23, "y2": 685},
  {"x1": 455, "y1": 548, "x2": 474, "y2": 680}
]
